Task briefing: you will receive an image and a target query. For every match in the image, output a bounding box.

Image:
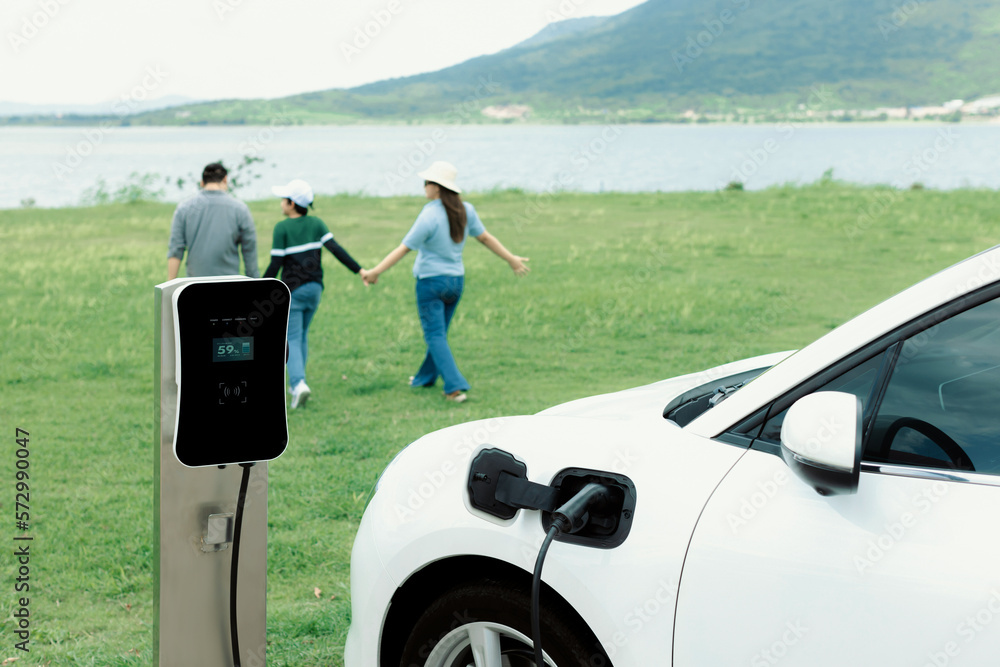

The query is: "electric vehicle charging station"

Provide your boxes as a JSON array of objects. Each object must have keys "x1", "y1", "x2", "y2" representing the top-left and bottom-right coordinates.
[{"x1": 154, "y1": 276, "x2": 290, "y2": 666}]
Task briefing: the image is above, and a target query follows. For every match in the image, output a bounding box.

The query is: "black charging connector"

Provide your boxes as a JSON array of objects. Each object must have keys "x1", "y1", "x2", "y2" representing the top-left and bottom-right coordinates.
[
  {"x1": 532, "y1": 483, "x2": 613, "y2": 667},
  {"x1": 550, "y1": 482, "x2": 611, "y2": 534},
  {"x1": 466, "y1": 449, "x2": 637, "y2": 665}
]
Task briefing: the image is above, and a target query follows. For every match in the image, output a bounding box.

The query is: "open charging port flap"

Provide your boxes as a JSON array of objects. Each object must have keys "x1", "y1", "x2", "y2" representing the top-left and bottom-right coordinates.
[{"x1": 468, "y1": 448, "x2": 637, "y2": 549}]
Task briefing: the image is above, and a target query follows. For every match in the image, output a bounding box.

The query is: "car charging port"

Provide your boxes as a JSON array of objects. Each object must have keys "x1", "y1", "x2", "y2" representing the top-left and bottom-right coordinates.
[
  {"x1": 550, "y1": 482, "x2": 610, "y2": 534},
  {"x1": 467, "y1": 449, "x2": 636, "y2": 549},
  {"x1": 467, "y1": 449, "x2": 637, "y2": 666},
  {"x1": 540, "y1": 469, "x2": 635, "y2": 548}
]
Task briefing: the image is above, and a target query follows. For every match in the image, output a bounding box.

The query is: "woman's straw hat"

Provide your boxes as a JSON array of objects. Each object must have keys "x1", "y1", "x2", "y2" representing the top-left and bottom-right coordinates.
[{"x1": 418, "y1": 161, "x2": 461, "y2": 193}]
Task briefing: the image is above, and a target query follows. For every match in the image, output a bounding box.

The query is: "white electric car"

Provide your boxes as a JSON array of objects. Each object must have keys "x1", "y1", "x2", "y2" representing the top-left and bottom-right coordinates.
[{"x1": 346, "y1": 246, "x2": 1000, "y2": 666}]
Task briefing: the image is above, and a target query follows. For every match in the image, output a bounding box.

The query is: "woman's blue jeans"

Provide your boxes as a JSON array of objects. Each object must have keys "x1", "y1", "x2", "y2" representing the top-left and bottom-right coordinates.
[
  {"x1": 287, "y1": 281, "x2": 323, "y2": 389},
  {"x1": 411, "y1": 275, "x2": 469, "y2": 394}
]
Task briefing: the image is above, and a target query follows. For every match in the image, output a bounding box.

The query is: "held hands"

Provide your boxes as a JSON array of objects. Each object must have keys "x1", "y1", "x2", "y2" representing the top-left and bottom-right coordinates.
[
  {"x1": 509, "y1": 256, "x2": 530, "y2": 277},
  {"x1": 360, "y1": 268, "x2": 378, "y2": 286}
]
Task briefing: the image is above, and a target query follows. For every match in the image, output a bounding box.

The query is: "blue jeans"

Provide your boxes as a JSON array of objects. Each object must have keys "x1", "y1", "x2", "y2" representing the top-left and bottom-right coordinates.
[
  {"x1": 412, "y1": 275, "x2": 469, "y2": 394},
  {"x1": 287, "y1": 281, "x2": 322, "y2": 389}
]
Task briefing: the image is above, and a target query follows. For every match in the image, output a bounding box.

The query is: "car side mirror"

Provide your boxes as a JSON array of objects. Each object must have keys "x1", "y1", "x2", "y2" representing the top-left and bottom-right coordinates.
[{"x1": 780, "y1": 391, "x2": 862, "y2": 496}]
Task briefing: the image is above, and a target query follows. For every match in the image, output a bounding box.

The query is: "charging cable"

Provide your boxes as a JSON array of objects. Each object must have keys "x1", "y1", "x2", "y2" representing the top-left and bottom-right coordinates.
[
  {"x1": 531, "y1": 483, "x2": 609, "y2": 667},
  {"x1": 230, "y1": 463, "x2": 255, "y2": 667}
]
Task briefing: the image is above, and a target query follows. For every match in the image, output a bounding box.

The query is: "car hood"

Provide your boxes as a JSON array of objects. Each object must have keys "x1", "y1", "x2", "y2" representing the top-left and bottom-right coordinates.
[{"x1": 536, "y1": 350, "x2": 795, "y2": 423}]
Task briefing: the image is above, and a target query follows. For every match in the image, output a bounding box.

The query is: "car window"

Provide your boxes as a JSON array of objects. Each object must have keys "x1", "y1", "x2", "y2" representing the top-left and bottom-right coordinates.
[
  {"x1": 864, "y1": 296, "x2": 1000, "y2": 475},
  {"x1": 758, "y1": 352, "x2": 885, "y2": 444}
]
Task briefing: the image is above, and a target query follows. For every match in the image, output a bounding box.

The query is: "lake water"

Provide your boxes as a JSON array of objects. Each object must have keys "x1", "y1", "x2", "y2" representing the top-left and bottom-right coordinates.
[{"x1": 1, "y1": 122, "x2": 998, "y2": 209}]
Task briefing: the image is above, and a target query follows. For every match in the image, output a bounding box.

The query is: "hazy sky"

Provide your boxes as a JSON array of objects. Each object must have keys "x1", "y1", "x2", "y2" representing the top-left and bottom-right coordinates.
[{"x1": 1, "y1": 0, "x2": 647, "y2": 105}]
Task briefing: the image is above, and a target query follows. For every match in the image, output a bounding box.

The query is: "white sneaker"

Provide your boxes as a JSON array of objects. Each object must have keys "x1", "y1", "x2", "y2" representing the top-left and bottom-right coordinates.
[{"x1": 291, "y1": 381, "x2": 311, "y2": 409}]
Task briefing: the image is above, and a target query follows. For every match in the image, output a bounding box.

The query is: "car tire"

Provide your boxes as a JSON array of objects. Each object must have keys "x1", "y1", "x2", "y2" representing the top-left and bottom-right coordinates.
[{"x1": 397, "y1": 578, "x2": 604, "y2": 667}]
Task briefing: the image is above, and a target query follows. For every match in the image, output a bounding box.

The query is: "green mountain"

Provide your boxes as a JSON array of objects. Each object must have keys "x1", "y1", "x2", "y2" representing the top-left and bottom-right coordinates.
[
  {"x1": 510, "y1": 16, "x2": 610, "y2": 50},
  {"x1": 123, "y1": 0, "x2": 1000, "y2": 124}
]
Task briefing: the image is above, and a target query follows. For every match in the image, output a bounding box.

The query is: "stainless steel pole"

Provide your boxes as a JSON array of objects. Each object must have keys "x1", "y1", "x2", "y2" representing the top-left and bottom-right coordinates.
[{"x1": 154, "y1": 279, "x2": 268, "y2": 667}]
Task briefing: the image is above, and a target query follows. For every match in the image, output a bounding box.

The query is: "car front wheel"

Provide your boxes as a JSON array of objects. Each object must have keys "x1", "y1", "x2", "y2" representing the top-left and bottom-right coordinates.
[{"x1": 397, "y1": 579, "x2": 604, "y2": 667}]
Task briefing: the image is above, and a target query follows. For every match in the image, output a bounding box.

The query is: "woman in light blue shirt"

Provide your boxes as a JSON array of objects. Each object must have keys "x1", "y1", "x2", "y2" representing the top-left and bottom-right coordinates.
[{"x1": 363, "y1": 162, "x2": 529, "y2": 402}]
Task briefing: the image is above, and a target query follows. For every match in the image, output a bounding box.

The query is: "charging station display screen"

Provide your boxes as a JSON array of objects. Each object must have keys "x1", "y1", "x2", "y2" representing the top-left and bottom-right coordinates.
[
  {"x1": 213, "y1": 337, "x2": 253, "y2": 363},
  {"x1": 172, "y1": 279, "x2": 290, "y2": 467}
]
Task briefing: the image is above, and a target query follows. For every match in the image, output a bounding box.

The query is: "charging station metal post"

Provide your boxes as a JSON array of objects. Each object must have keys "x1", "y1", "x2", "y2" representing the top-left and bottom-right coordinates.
[{"x1": 154, "y1": 277, "x2": 290, "y2": 667}]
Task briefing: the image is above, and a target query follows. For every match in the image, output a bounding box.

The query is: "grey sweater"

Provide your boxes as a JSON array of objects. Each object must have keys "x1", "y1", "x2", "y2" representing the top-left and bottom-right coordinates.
[{"x1": 167, "y1": 190, "x2": 259, "y2": 277}]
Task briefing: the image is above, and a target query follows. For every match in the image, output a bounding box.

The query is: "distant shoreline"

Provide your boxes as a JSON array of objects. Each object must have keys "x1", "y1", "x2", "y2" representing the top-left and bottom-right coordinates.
[
  {"x1": 3, "y1": 117, "x2": 999, "y2": 129},
  {"x1": 5, "y1": 122, "x2": 997, "y2": 210},
  {"x1": 6, "y1": 182, "x2": 1000, "y2": 214}
]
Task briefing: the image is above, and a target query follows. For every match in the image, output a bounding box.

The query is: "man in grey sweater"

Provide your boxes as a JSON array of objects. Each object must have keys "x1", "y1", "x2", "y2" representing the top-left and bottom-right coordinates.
[{"x1": 167, "y1": 163, "x2": 259, "y2": 279}]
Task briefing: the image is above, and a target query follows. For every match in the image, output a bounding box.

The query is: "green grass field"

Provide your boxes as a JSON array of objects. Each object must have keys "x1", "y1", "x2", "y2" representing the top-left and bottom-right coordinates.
[{"x1": 1, "y1": 184, "x2": 997, "y2": 665}]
